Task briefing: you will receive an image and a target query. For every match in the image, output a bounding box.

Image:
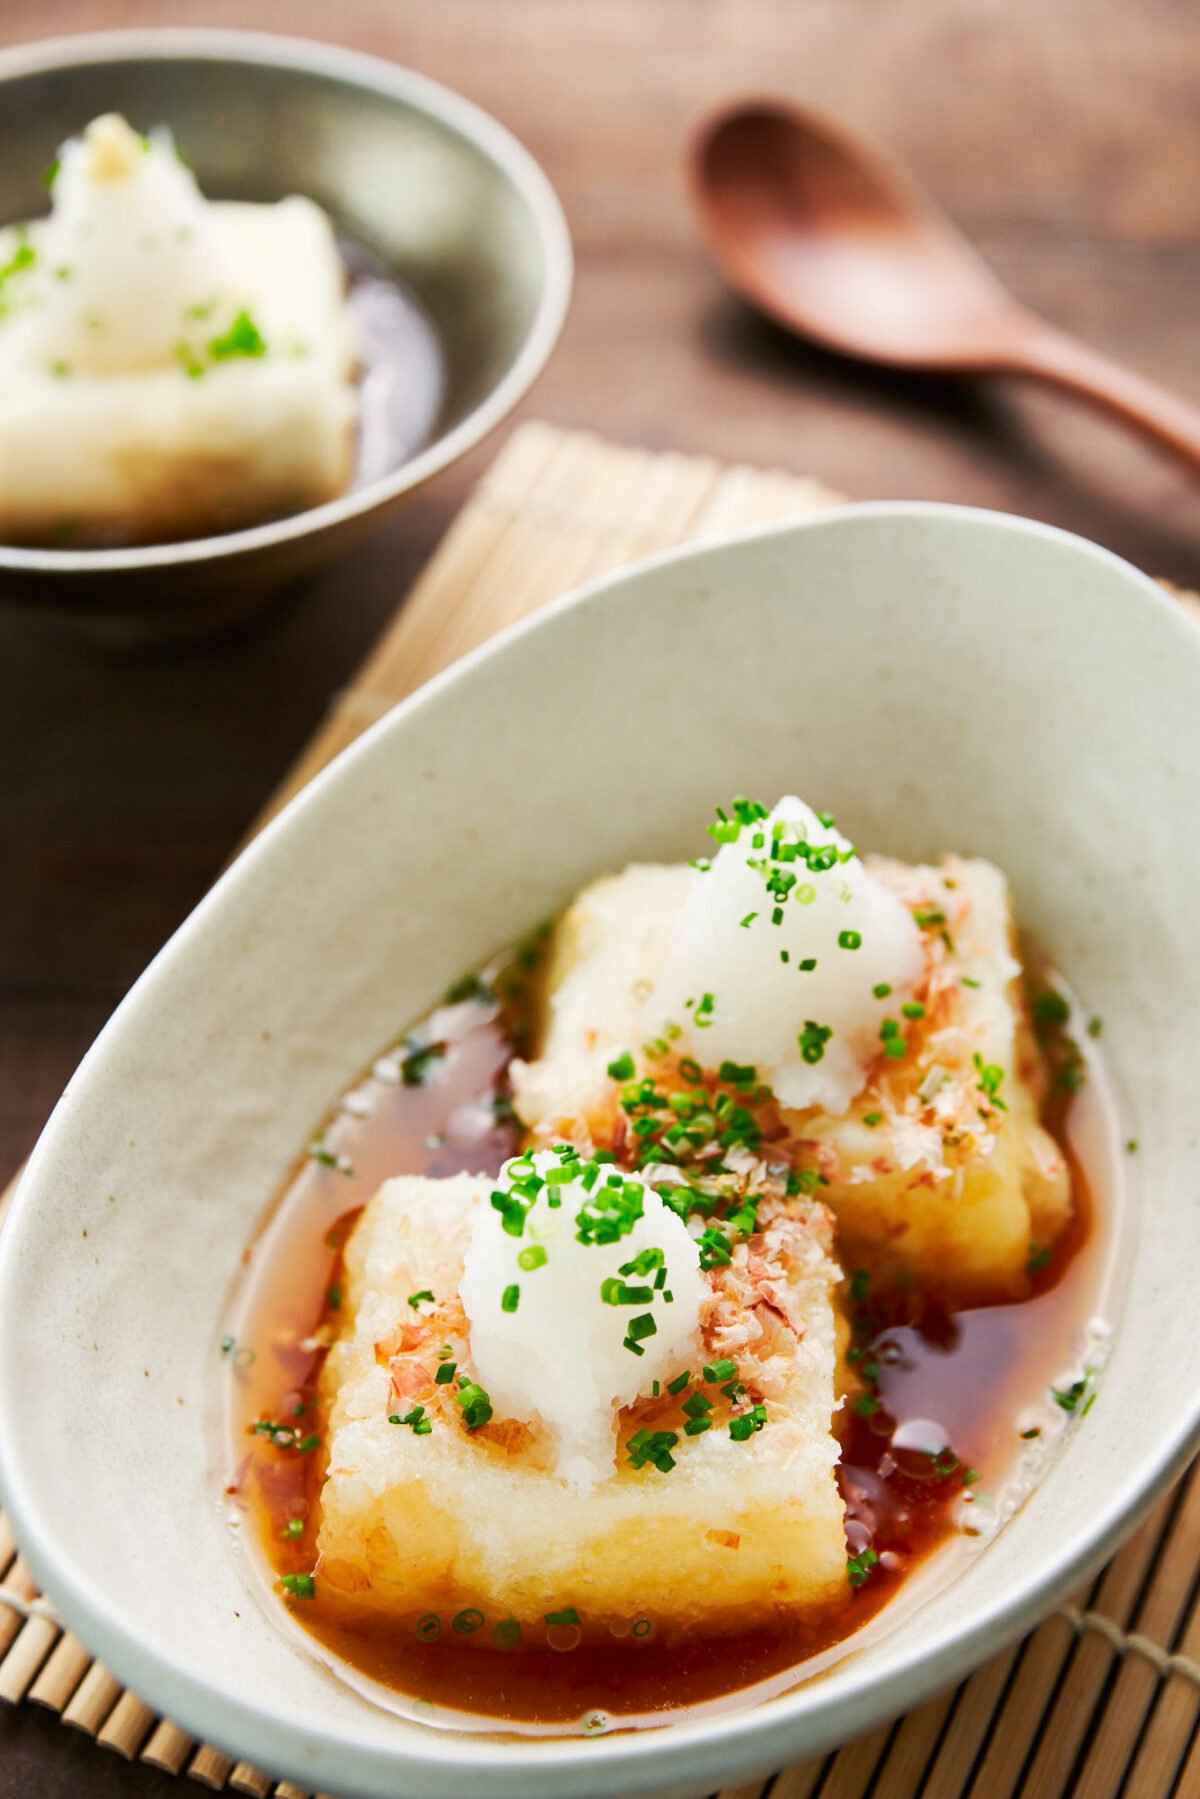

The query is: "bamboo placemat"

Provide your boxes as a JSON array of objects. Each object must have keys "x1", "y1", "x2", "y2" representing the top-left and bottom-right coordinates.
[{"x1": 2, "y1": 419, "x2": 1200, "y2": 1799}]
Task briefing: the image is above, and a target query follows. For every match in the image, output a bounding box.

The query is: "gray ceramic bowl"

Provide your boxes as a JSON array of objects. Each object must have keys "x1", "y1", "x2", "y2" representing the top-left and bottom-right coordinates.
[{"x1": 0, "y1": 29, "x2": 571, "y2": 646}]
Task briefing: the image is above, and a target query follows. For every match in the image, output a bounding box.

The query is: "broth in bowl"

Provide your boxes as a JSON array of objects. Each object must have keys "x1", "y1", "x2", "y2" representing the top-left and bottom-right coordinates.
[{"x1": 222, "y1": 798, "x2": 1126, "y2": 1734}]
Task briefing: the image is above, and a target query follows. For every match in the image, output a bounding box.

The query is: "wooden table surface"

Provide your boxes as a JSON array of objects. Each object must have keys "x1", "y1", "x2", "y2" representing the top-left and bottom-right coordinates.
[{"x1": 1, "y1": 0, "x2": 1196, "y2": 1791}]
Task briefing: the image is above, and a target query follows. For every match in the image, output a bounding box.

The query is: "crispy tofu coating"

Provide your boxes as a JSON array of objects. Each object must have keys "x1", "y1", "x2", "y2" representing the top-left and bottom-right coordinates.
[
  {"x1": 312, "y1": 842, "x2": 1071, "y2": 1652},
  {"x1": 316, "y1": 1172, "x2": 847, "y2": 1644},
  {"x1": 0, "y1": 117, "x2": 355, "y2": 545},
  {"x1": 512, "y1": 856, "x2": 1070, "y2": 1302}
]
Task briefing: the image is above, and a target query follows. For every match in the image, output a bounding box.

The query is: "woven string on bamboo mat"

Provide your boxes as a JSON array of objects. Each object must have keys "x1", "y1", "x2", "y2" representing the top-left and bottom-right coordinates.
[{"x1": 2, "y1": 419, "x2": 1200, "y2": 1799}]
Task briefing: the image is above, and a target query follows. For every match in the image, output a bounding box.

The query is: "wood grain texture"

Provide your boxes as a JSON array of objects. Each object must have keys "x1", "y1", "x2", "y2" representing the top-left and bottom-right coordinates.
[{"x1": 2, "y1": 1, "x2": 1198, "y2": 1794}]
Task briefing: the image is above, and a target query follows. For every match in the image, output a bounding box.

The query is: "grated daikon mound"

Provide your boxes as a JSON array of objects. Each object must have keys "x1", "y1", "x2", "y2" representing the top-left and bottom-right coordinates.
[
  {"x1": 651, "y1": 798, "x2": 924, "y2": 1112},
  {"x1": 459, "y1": 1152, "x2": 707, "y2": 1492}
]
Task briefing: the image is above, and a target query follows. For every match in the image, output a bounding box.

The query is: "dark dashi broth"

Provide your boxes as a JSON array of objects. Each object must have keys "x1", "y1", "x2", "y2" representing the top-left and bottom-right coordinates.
[{"x1": 222, "y1": 946, "x2": 1116, "y2": 1731}]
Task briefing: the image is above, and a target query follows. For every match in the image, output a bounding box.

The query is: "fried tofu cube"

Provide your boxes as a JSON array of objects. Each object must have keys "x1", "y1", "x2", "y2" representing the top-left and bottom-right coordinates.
[
  {"x1": 0, "y1": 115, "x2": 355, "y2": 545},
  {"x1": 802, "y1": 856, "x2": 1071, "y2": 1299},
  {"x1": 316, "y1": 1172, "x2": 848, "y2": 1642},
  {"x1": 512, "y1": 856, "x2": 1070, "y2": 1303}
]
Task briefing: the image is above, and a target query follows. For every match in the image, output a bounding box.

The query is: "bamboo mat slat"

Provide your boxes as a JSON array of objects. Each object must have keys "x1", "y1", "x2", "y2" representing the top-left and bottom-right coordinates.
[
  {"x1": 227, "y1": 1764, "x2": 274, "y2": 1798},
  {"x1": 60, "y1": 1659, "x2": 124, "y2": 1733},
  {"x1": 2, "y1": 419, "x2": 1200, "y2": 1799},
  {"x1": 28, "y1": 1630, "x2": 93, "y2": 1711},
  {"x1": 140, "y1": 1721, "x2": 195, "y2": 1778}
]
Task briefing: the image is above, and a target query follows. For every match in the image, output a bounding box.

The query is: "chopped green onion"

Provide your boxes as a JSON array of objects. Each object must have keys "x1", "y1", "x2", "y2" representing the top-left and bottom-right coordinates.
[
  {"x1": 703, "y1": 1358, "x2": 736, "y2": 1383},
  {"x1": 600, "y1": 1278, "x2": 654, "y2": 1306},
  {"x1": 209, "y1": 308, "x2": 267, "y2": 360},
  {"x1": 401, "y1": 1040, "x2": 445, "y2": 1085},
  {"x1": 973, "y1": 1053, "x2": 1008, "y2": 1110},
  {"x1": 390, "y1": 1405, "x2": 432, "y2": 1435},
  {"x1": 1031, "y1": 989, "x2": 1070, "y2": 1029},
  {"x1": 729, "y1": 1403, "x2": 768, "y2": 1441},
  {"x1": 846, "y1": 1549, "x2": 878, "y2": 1589},
  {"x1": 444, "y1": 970, "x2": 495, "y2": 1004},
  {"x1": 798, "y1": 1020, "x2": 832, "y2": 1065},
  {"x1": 626, "y1": 1313, "x2": 657, "y2": 1343},
  {"x1": 307, "y1": 1140, "x2": 352, "y2": 1175},
  {"x1": 455, "y1": 1379, "x2": 493, "y2": 1430},
  {"x1": 1051, "y1": 1372, "x2": 1094, "y2": 1415},
  {"x1": 621, "y1": 1247, "x2": 666, "y2": 1277},
  {"x1": 697, "y1": 1226, "x2": 732, "y2": 1270},
  {"x1": 626, "y1": 1427, "x2": 680, "y2": 1472}
]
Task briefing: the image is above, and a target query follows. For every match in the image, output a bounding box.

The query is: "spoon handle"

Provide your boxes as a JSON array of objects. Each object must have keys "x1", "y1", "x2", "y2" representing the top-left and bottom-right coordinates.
[{"x1": 1008, "y1": 325, "x2": 1200, "y2": 475}]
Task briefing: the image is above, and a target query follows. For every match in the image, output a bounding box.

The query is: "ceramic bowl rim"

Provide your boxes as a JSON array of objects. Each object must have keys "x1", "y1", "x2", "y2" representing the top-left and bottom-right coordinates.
[
  {"x1": 1, "y1": 501, "x2": 1197, "y2": 1795},
  {"x1": 0, "y1": 24, "x2": 573, "y2": 581}
]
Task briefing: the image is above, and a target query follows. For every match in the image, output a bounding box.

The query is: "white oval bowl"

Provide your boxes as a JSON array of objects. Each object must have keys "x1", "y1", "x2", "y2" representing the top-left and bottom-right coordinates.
[{"x1": 1, "y1": 504, "x2": 1197, "y2": 1798}]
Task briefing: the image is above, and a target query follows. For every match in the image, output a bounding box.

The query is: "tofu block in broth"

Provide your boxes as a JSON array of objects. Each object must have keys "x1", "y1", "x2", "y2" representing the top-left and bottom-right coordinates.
[
  {"x1": 317, "y1": 1171, "x2": 848, "y2": 1643},
  {"x1": 0, "y1": 115, "x2": 355, "y2": 545},
  {"x1": 512, "y1": 854, "x2": 1070, "y2": 1302}
]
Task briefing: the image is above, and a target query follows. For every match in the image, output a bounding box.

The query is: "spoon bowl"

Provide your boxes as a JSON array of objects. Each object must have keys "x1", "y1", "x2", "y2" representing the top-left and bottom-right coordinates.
[
  {"x1": 694, "y1": 102, "x2": 1022, "y2": 368},
  {"x1": 691, "y1": 99, "x2": 1200, "y2": 473}
]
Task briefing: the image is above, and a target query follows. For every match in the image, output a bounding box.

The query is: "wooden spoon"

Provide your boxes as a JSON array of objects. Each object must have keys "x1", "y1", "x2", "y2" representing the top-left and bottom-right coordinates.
[{"x1": 691, "y1": 100, "x2": 1200, "y2": 474}]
